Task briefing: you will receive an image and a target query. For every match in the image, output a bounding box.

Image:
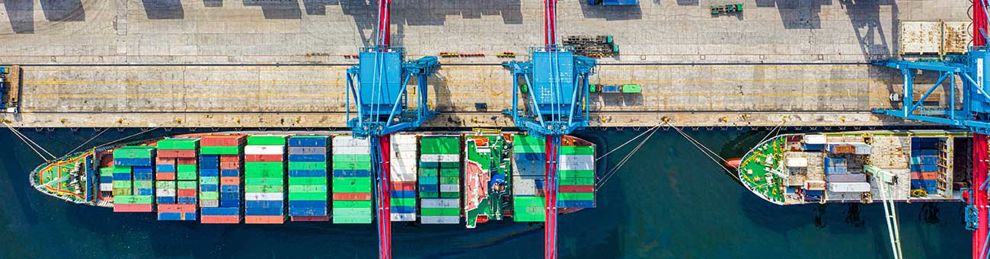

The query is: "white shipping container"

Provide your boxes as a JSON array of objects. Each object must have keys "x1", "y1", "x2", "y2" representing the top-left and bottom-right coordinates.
[
  {"x1": 804, "y1": 134, "x2": 827, "y2": 144},
  {"x1": 200, "y1": 200, "x2": 219, "y2": 208},
  {"x1": 100, "y1": 183, "x2": 113, "y2": 192},
  {"x1": 332, "y1": 136, "x2": 370, "y2": 147},
  {"x1": 421, "y1": 198, "x2": 460, "y2": 208},
  {"x1": 420, "y1": 154, "x2": 442, "y2": 162},
  {"x1": 828, "y1": 182, "x2": 872, "y2": 193},
  {"x1": 391, "y1": 213, "x2": 416, "y2": 222},
  {"x1": 900, "y1": 21, "x2": 941, "y2": 55},
  {"x1": 390, "y1": 135, "x2": 418, "y2": 180},
  {"x1": 156, "y1": 188, "x2": 176, "y2": 196},
  {"x1": 785, "y1": 157, "x2": 808, "y2": 168},
  {"x1": 245, "y1": 145, "x2": 285, "y2": 155},
  {"x1": 513, "y1": 177, "x2": 538, "y2": 195},
  {"x1": 245, "y1": 192, "x2": 284, "y2": 200},
  {"x1": 420, "y1": 216, "x2": 459, "y2": 224},
  {"x1": 439, "y1": 154, "x2": 460, "y2": 162},
  {"x1": 332, "y1": 146, "x2": 370, "y2": 155},
  {"x1": 560, "y1": 155, "x2": 594, "y2": 170},
  {"x1": 440, "y1": 184, "x2": 460, "y2": 193}
]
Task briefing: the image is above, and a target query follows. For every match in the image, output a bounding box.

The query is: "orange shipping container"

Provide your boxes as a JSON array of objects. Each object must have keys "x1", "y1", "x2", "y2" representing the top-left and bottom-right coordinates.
[
  {"x1": 201, "y1": 216, "x2": 240, "y2": 224},
  {"x1": 245, "y1": 216, "x2": 284, "y2": 224},
  {"x1": 220, "y1": 177, "x2": 240, "y2": 185},
  {"x1": 333, "y1": 192, "x2": 372, "y2": 201},
  {"x1": 177, "y1": 189, "x2": 198, "y2": 196}
]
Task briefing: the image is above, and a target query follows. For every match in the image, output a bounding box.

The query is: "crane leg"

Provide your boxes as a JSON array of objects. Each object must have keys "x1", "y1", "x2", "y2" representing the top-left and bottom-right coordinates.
[
  {"x1": 373, "y1": 135, "x2": 393, "y2": 259},
  {"x1": 544, "y1": 135, "x2": 561, "y2": 259}
]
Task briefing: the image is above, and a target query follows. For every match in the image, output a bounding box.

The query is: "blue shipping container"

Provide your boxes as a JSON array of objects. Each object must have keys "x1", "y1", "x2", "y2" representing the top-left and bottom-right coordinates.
[
  {"x1": 390, "y1": 206, "x2": 416, "y2": 214},
  {"x1": 221, "y1": 185, "x2": 240, "y2": 192},
  {"x1": 114, "y1": 158, "x2": 152, "y2": 167},
  {"x1": 221, "y1": 169, "x2": 240, "y2": 177},
  {"x1": 245, "y1": 200, "x2": 283, "y2": 208},
  {"x1": 558, "y1": 200, "x2": 595, "y2": 208},
  {"x1": 244, "y1": 207, "x2": 283, "y2": 216},
  {"x1": 199, "y1": 169, "x2": 220, "y2": 176},
  {"x1": 202, "y1": 207, "x2": 240, "y2": 216},
  {"x1": 332, "y1": 170, "x2": 371, "y2": 178},
  {"x1": 288, "y1": 154, "x2": 328, "y2": 162},
  {"x1": 156, "y1": 164, "x2": 176, "y2": 172},
  {"x1": 113, "y1": 173, "x2": 132, "y2": 181},
  {"x1": 390, "y1": 190, "x2": 416, "y2": 198},
  {"x1": 178, "y1": 197, "x2": 198, "y2": 204},
  {"x1": 157, "y1": 197, "x2": 177, "y2": 204},
  {"x1": 288, "y1": 137, "x2": 328, "y2": 147},
  {"x1": 200, "y1": 184, "x2": 219, "y2": 192},
  {"x1": 290, "y1": 170, "x2": 328, "y2": 177},
  {"x1": 133, "y1": 167, "x2": 154, "y2": 173},
  {"x1": 220, "y1": 200, "x2": 240, "y2": 208}
]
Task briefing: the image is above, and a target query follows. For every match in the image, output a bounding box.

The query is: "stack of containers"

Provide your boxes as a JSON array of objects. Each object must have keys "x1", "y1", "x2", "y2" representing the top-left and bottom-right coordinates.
[
  {"x1": 176, "y1": 153, "x2": 199, "y2": 221},
  {"x1": 201, "y1": 135, "x2": 246, "y2": 224},
  {"x1": 99, "y1": 167, "x2": 113, "y2": 194},
  {"x1": 389, "y1": 134, "x2": 418, "y2": 222},
  {"x1": 419, "y1": 135, "x2": 461, "y2": 224},
  {"x1": 287, "y1": 136, "x2": 330, "y2": 222},
  {"x1": 823, "y1": 156, "x2": 848, "y2": 175},
  {"x1": 557, "y1": 137, "x2": 596, "y2": 208},
  {"x1": 244, "y1": 135, "x2": 287, "y2": 224},
  {"x1": 199, "y1": 155, "x2": 220, "y2": 208},
  {"x1": 910, "y1": 138, "x2": 940, "y2": 194},
  {"x1": 112, "y1": 146, "x2": 155, "y2": 212},
  {"x1": 155, "y1": 138, "x2": 198, "y2": 221},
  {"x1": 511, "y1": 135, "x2": 545, "y2": 222},
  {"x1": 332, "y1": 136, "x2": 373, "y2": 224}
]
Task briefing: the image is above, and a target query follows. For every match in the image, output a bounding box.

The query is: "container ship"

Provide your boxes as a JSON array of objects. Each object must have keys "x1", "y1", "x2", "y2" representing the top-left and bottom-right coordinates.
[
  {"x1": 30, "y1": 131, "x2": 597, "y2": 226},
  {"x1": 733, "y1": 130, "x2": 972, "y2": 205}
]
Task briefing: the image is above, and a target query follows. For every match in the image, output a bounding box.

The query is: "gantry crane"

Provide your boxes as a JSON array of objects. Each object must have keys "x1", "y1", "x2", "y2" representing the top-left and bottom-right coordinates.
[
  {"x1": 871, "y1": 1, "x2": 988, "y2": 258},
  {"x1": 344, "y1": 1, "x2": 440, "y2": 258},
  {"x1": 503, "y1": 1, "x2": 597, "y2": 258}
]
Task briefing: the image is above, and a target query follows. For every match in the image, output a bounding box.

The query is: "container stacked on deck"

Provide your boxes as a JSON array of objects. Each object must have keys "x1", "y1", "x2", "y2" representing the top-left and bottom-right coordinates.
[
  {"x1": 287, "y1": 136, "x2": 330, "y2": 222},
  {"x1": 419, "y1": 136, "x2": 461, "y2": 224},
  {"x1": 155, "y1": 139, "x2": 198, "y2": 221},
  {"x1": 99, "y1": 167, "x2": 113, "y2": 194},
  {"x1": 511, "y1": 135, "x2": 545, "y2": 222},
  {"x1": 910, "y1": 138, "x2": 940, "y2": 195},
  {"x1": 558, "y1": 137, "x2": 596, "y2": 208},
  {"x1": 201, "y1": 135, "x2": 246, "y2": 224},
  {"x1": 244, "y1": 135, "x2": 287, "y2": 224},
  {"x1": 112, "y1": 146, "x2": 155, "y2": 212},
  {"x1": 332, "y1": 136, "x2": 373, "y2": 224},
  {"x1": 175, "y1": 153, "x2": 199, "y2": 221},
  {"x1": 389, "y1": 134, "x2": 418, "y2": 222}
]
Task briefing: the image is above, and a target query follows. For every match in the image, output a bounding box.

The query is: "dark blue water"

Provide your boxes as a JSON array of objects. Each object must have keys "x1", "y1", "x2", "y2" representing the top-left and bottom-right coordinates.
[{"x1": 0, "y1": 129, "x2": 969, "y2": 258}]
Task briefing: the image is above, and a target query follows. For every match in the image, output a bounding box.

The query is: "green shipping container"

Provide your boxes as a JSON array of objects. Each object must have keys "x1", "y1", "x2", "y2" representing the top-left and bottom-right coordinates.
[
  {"x1": 112, "y1": 188, "x2": 132, "y2": 196},
  {"x1": 420, "y1": 136, "x2": 460, "y2": 154},
  {"x1": 513, "y1": 196, "x2": 546, "y2": 222},
  {"x1": 200, "y1": 146, "x2": 240, "y2": 155},
  {"x1": 244, "y1": 170, "x2": 284, "y2": 178},
  {"x1": 440, "y1": 176, "x2": 460, "y2": 185},
  {"x1": 560, "y1": 177, "x2": 595, "y2": 186},
  {"x1": 156, "y1": 181, "x2": 176, "y2": 189},
  {"x1": 245, "y1": 162, "x2": 283, "y2": 172},
  {"x1": 512, "y1": 135, "x2": 545, "y2": 154},
  {"x1": 439, "y1": 169, "x2": 460, "y2": 177},
  {"x1": 288, "y1": 162, "x2": 327, "y2": 170},
  {"x1": 177, "y1": 164, "x2": 197, "y2": 173},
  {"x1": 245, "y1": 185, "x2": 285, "y2": 193},
  {"x1": 156, "y1": 138, "x2": 199, "y2": 150},
  {"x1": 115, "y1": 195, "x2": 154, "y2": 204},
  {"x1": 112, "y1": 166, "x2": 131, "y2": 174},
  {"x1": 620, "y1": 84, "x2": 642, "y2": 94},
  {"x1": 112, "y1": 181, "x2": 132, "y2": 189},
  {"x1": 245, "y1": 178, "x2": 284, "y2": 186},
  {"x1": 133, "y1": 181, "x2": 153, "y2": 188},
  {"x1": 114, "y1": 147, "x2": 154, "y2": 158},
  {"x1": 332, "y1": 154, "x2": 371, "y2": 163},
  {"x1": 330, "y1": 160, "x2": 371, "y2": 170},
  {"x1": 439, "y1": 192, "x2": 460, "y2": 198},
  {"x1": 558, "y1": 192, "x2": 594, "y2": 201},
  {"x1": 333, "y1": 200, "x2": 372, "y2": 208},
  {"x1": 391, "y1": 198, "x2": 416, "y2": 206},
  {"x1": 289, "y1": 192, "x2": 327, "y2": 200},
  {"x1": 200, "y1": 192, "x2": 219, "y2": 200},
  {"x1": 247, "y1": 135, "x2": 287, "y2": 145},
  {"x1": 177, "y1": 181, "x2": 197, "y2": 189},
  {"x1": 419, "y1": 191, "x2": 439, "y2": 198},
  {"x1": 419, "y1": 170, "x2": 438, "y2": 178},
  {"x1": 177, "y1": 171, "x2": 197, "y2": 180},
  {"x1": 559, "y1": 170, "x2": 595, "y2": 179},
  {"x1": 559, "y1": 146, "x2": 594, "y2": 155},
  {"x1": 100, "y1": 167, "x2": 112, "y2": 176},
  {"x1": 289, "y1": 177, "x2": 327, "y2": 185}
]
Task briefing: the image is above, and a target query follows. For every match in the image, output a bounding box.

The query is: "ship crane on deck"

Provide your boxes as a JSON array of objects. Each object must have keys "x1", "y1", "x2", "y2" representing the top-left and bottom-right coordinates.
[
  {"x1": 871, "y1": 1, "x2": 989, "y2": 258},
  {"x1": 502, "y1": 1, "x2": 597, "y2": 258},
  {"x1": 344, "y1": 1, "x2": 441, "y2": 258}
]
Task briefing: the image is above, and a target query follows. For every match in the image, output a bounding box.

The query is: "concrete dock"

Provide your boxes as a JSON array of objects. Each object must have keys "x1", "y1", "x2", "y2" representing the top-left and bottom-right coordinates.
[{"x1": 0, "y1": 1, "x2": 969, "y2": 128}]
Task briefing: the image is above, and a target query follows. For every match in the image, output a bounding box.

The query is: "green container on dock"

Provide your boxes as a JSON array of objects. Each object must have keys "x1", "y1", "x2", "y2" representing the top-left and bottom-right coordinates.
[
  {"x1": 156, "y1": 138, "x2": 199, "y2": 150},
  {"x1": 247, "y1": 135, "x2": 287, "y2": 145},
  {"x1": 620, "y1": 84, "x2": 642, "y2": 94},
  {"x1": 513, "y1": 196, "x2": 545, "y2": 222},
  {"x1": 420, "y1": 136, "x2": 460, "y2": 154},
  {"x1": 513, "y1": 135, "x2": 545, "y2": 153}
]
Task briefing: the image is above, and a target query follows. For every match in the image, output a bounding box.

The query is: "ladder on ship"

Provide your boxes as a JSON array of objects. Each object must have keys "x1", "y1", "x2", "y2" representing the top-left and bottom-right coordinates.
[{"x1": 865, "y1": 165, "x2": 904, "y2": 259}]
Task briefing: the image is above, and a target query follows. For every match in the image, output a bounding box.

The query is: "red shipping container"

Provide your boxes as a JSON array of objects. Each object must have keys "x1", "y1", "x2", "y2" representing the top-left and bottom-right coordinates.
[
  {"x1": 156, "y1": 172, "x2": 176, "y2": 181},
  {"x1": 201, "y1": 135, "x2": 246, "y2": 147},
  {"x1": 559, "y1": 185, "x2": 595, "y2": 193},
  {"x1": 158, "y1": 150, "x2": 196, "y2": 158},
  {"x1": 201, "y1": 215, "x2": 240, "y2": 224},
  {"x1": 158, "y1": 204, "x2": 196, "y2": 212},
  {"x1": 333, "y1": 192, "x2": 372, "y2": 201},
  {"x1": 113, "y1": 204, "x2": 154, "y2": 213},
  {"x1": 177, "y1": 189, "x2": 198, "y2": 196},
  {"x1": 245, "y1": 215, "x2": 284, "y2": 224},
  {"x1": 156, "y1": 157, "x2": 175, "y2": 165},
  {"x1": 219, "y1": 155, "x2": 241, "y2": 162},
  {"x1": 220, "y1": 177, "x2": 240, "y2": 185},
  {"x1": 176, "y1": 158, "x2": 197, "y2": 165},
  {"x1": 389, "y1": 181, "x2": 417, "y2": 191},
  {"x1": 220, "y1": 161, "x2": 241, "y2": 169},
  {"x1": 291, "y1": 216, "x2": 330, "y2": 222},
  {"x1": 245, "y1": 154, "x2": 284, "y2": 162}
]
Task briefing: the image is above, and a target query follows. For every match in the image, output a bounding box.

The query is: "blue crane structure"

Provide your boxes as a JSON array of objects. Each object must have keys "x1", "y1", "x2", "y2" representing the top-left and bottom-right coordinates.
[
  {"x1": 502, "y1": 1, "x2": 596, "y2": 258},
  {"x1": 343, "y1": 1, "x2": 440, "y2": 258},
  {"x1": 870, "y1": 2, "x2": 989, "y2": 258}
]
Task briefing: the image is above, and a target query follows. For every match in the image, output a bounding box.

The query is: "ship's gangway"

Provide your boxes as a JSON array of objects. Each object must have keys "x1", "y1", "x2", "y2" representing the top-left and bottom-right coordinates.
[
  {"x1": 502, "y1": 1, "x2": 596, "y2": 258},
  {"x1": 344, "y1": 1, "x2": 441, "y2": 258}
]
